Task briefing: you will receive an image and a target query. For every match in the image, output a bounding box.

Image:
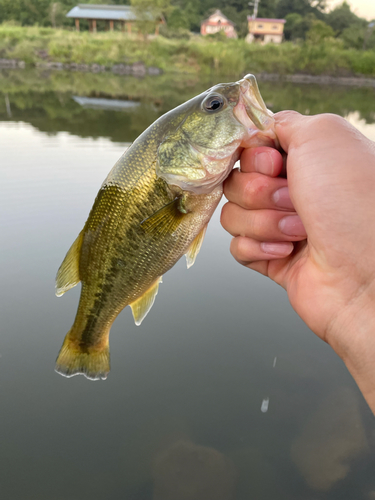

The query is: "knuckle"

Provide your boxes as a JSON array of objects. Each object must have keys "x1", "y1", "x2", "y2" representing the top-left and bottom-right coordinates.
[
  {"x1": 235, "y1": 237, "x2": 250, "y2": 262},
  {"x1": 311, "y1": 113, "x2": 346, "y2": 131},
  {"x1": 276, "y1": 110, "x2": 300, "y2": 121},
  {"x1": 230, "y1": 237, "x2": 248, "y2": 263}
]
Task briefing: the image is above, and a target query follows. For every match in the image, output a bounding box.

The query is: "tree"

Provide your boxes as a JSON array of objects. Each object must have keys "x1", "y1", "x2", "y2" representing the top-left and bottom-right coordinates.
[
  {"x1": 0, "y1": 0, "x2": 76, "y2": 26},
  {"x1": 326, "y1": 1, "x2": 365, "y2": 36},
  {"x1": 49, "y1": 2, "x2": 65, "y2": 27},
  {"x1": 276, "y1": 0, "x2": 325, "y2": 19},
  {"x1": 284, "y1": 12, "x2": 316, "y2": 40},
  {"x1": 306, "y1": 19, "x2": 335, "y2": 43},
  {"x1": 130, "y1": 0, "x2": 174, "y2": 36},
  {"x1": 168, "y1": 0, "x2": 201, "y2": 31},
  {"x1": 257, "y1": 0, "x2": 278, "y2": 18},
  {"x1": 341, "y1": 23, "x2": 375, "y2": 50}
]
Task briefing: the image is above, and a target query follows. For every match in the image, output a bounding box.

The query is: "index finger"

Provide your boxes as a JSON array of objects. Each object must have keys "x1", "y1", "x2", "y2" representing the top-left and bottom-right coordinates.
[{"x1": 240, "y1": 147, "x2": 284, "y2": 177}]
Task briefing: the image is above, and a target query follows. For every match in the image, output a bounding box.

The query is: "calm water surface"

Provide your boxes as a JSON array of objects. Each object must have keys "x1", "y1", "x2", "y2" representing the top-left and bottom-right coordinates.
[{"x1": 1, "y1": 70, "x2": 375, "y2": 499}]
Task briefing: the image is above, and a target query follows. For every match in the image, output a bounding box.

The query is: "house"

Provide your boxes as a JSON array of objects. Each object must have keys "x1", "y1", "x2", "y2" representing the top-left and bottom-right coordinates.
[
  {"x1": 201, "y1": 10, "x2": 237, "y2": 39},
  {"x1": 66, "y1": 4, "x2": 164, "y2": 34},
  {"x1": 246, "y1": 17, "x2": 286, "y2": 44}
]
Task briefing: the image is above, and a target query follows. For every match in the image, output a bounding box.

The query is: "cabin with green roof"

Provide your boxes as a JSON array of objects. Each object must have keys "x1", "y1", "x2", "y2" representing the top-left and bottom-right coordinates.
[{"x1": 66, "y1": 4, "x2": 163, "y2": 34}]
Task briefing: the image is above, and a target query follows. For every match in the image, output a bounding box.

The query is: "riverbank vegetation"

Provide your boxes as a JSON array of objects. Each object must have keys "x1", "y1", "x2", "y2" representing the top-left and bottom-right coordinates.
[
  {"x1": 1, "y1": 23, "x2": 375, "y2": 77},
  {"x1": 0, "y1": 0, "x2": 374, "y2": 47}
]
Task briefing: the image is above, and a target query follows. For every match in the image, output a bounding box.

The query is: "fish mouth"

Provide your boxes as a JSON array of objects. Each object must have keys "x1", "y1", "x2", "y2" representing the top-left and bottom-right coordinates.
[{"x1": 233, "y1": 74, "x2": 278, "y2": 147}]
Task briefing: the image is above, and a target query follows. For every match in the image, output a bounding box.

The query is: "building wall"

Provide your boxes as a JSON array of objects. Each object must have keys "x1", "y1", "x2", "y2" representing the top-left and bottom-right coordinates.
[
  {"x1": 201, "y1": 13, "x2": 236, "y2": 38},
  {"x1": 248, "y1": 20, "x2": 284, "y2": 35},
  {"x1": 263, "y1": 34, "x2": 283, "y2": 44}
]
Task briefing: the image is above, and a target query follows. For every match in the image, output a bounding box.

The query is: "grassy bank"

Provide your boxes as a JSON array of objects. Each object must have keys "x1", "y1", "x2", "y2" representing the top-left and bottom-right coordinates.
[{"x1": 1, "y1": 24, "x2": 375, "y2": 77}]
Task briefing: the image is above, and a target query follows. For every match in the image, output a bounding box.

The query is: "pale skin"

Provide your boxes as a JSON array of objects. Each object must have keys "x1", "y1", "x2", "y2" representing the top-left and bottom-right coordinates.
[{"x1": 221, "y1": 111, "x2": 375, "y2": 414}]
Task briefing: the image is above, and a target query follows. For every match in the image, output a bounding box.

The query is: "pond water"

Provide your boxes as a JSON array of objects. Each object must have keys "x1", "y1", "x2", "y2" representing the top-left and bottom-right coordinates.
[{"x1": 1, "y1": 69, "x2": 375, "y2": 500}]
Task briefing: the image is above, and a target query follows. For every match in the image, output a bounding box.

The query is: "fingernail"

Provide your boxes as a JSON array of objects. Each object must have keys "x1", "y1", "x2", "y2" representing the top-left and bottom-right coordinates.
[
  {"x1": 261, "y1": 242, "x2": 294, "y2": 256},
  {"x1": 273, "y1": 187, "x2": 294, "y2": 210},
  {"x1": 254, "y1": 152, "x2": 274, "y2": 176},
  {"x1": 279, "y1": 215, "x2": 306, "y2": 236}
]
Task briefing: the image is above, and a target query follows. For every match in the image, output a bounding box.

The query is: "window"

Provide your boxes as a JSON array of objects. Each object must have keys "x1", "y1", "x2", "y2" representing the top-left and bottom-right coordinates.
[
  {"x1": 272, "y1": 25, "x2": 278, "y2": 30},
  {"x1": 257, "y1": 24, "x2": 263, "y2": 28}
]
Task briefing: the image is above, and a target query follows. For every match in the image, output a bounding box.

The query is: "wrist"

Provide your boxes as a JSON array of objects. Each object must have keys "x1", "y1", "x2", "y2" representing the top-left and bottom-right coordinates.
[{"x1": 328, "y1": 295, "x2": 375, "y2": 412}]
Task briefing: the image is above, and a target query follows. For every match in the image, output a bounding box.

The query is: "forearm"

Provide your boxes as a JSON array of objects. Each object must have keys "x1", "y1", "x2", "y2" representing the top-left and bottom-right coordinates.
[{"x1": 328, "y1": 298, "x2": 375, "y2": 414}]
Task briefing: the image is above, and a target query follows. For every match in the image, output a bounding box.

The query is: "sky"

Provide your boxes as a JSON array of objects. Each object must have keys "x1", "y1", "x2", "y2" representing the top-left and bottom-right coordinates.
[{"x1": 327, "y1": 0, "x2": 375, "y2": 20}]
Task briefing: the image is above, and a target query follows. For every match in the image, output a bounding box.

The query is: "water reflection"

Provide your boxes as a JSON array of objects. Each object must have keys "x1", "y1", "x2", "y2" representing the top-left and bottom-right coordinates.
[
  {"x1": 0, "y1": 69, "x2": 375, "y2": 142},
  {"x1": 72, "y1": 95, "x2": 141, "y2": 111},
  {"x1": 1, "y1": 69, "x2": 375, "y2": 499},
  {"x1": 153, "y1": 439, "x2": 236, "y2": 500}
]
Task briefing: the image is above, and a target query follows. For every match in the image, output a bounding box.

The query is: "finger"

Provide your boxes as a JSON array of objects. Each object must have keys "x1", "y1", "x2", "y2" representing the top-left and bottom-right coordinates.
[
  {"x1": 230, "y1": 236, "x2": 294, "y2": 263},
  {"x1": 223, "y1": 170, "x2": 294, "y2": 211},
  {"x1": 240, "y1": 147, "x2": 284, "y2": 177},
  {"x1": 274, "y1": 110, "x2": 307, "y2": 153},
  {"x1": 221, "y1": 203, "x2": 307, "y2": 241},
  {"x1": 230, "y1": 238, "x2": 290, "y2": 278}
]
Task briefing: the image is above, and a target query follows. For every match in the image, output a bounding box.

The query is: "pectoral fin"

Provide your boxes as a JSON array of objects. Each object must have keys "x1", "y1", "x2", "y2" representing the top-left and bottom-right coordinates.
[
  {"x1": 185, "y1": 225, "x2": 207, "y2": 269},
  {"x1": 130, "y1": 277, "x2": 163, "y2": 326},
  {"x1": 55, "y1": 231, "x2": 84, "y2": 297},
  {"x1": 140, "y1": 197, "x2": 187, "y2": 237}
]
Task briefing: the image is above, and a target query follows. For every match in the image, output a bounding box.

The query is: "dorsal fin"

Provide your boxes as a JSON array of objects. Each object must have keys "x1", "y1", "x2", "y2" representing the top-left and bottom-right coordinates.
[
  {"x1": 55, "y1": 231, "x2": 84, "y2": 297},
  {"x1": 185, "y1": 225, "x2": 207, "y2": 269},
  {"x1": 130, "y1": 277, "x2": 163, "y2": 326}
]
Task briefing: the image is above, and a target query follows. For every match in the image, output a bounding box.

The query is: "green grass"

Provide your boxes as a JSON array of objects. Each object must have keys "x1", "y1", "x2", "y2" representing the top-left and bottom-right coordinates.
[{"x1": 0, "y1": 24, "x2": 375, "y2": 77}]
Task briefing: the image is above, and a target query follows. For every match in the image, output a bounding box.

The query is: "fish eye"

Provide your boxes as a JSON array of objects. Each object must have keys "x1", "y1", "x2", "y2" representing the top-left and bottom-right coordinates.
[{"x1": 202, "y1": 94, "x2": 225, "y2": 113}]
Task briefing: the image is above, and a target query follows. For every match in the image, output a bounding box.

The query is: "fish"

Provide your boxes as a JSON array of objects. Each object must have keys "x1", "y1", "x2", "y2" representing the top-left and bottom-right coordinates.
[{"x1": 55, "y1": 74, "x2": 277, "y2": 381}]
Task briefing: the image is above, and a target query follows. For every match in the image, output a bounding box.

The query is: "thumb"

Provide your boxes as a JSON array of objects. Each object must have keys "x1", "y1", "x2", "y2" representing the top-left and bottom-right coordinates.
[{"x1": 274, "y1": 110, "x2": 307, "y2": 153}]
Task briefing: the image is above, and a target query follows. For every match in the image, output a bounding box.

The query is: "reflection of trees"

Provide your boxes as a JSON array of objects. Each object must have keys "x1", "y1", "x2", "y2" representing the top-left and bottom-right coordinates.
[
  {"x1": 259, "y1": 81, "x2": 375, "y2": 125},
  {"x1": 0, "y1": 70, "x2": 374, "y2": 142},
  {"x1": 0, "y1": 91, "x2": 163, "y2": 142}
]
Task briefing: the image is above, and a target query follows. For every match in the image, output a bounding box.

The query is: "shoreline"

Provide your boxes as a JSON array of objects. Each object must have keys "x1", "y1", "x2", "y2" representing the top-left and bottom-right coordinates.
[
  {"x1": 255, "y1": 73, "x2": 375, "y2": 87},
  {"x1": 1, "y1": 58, "x2": 375, "y2": 88}
]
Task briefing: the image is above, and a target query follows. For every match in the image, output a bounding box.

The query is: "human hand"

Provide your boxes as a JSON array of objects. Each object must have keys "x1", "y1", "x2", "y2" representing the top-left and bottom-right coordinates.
[{"x1": 221, "y1": 111, "x2": 375, "y2": 410}]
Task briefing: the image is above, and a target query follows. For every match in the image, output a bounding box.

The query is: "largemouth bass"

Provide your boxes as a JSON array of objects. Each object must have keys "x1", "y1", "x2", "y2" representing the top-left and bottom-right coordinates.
[{"x1": 55, "y1": 74, "x2": 277, "y2": 380}]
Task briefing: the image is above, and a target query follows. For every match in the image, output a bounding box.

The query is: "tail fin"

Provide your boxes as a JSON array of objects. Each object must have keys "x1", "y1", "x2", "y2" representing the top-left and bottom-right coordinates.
[{"x1": 55, "y1": 332, "x2": 110, "y2": 381}]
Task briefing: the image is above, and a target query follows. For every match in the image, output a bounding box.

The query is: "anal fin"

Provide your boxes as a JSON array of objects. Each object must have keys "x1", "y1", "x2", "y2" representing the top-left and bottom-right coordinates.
[
  {"x1": 130, "y1": 277, "x2": 163, "y2": 326},
  {"x1": 185, "y1": 225, "x2": 207, "y2": 269},
  {"x1": 55, "y1": 231, "x2": 84, "y2": 297}
]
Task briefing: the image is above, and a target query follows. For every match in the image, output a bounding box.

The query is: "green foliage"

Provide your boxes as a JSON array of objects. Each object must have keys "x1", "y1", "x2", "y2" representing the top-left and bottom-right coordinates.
[
  {"x1": 306, "y1": 19, "x2": 335, "y2": 43},
  {"x1": 49, "y1": 2, "x2": 65, "y2": 28},
  {"x1": 275, "y1": 0, "x2": 324, "y2": 18},
  {"x1": 326, "y1": 1, "x2": 365, "y2": 36},
  {"x1": 0, "y1": 24, "x2": 375, "y2": 77},
  {"x1": 348, "y1": 48, "x2": 375, "y2": 75},
  {"x1": 0, "y1": 0, "x2": 76, "y2": 27},
  {"x1": 0, "y1": 0, "x2": 369, "y2": 49},
  {"x1": 284, "y1": 12, "x2": 316, "y2": 41},
  {"x1": 159, "y1": 24, "x2": 191, "y2": 39},
  {"x1": 257, "y1": 0, "x2": 278, "y2": 18},
  {"x1": 168, "y1": 0, "x2": 201, "y2": 31},
  {"x1": 340, "y1": 24, "x2": 365, "y2": 49},
  {"x1": 130, "y1": 0, "x2": 174, "y2": 36}
]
